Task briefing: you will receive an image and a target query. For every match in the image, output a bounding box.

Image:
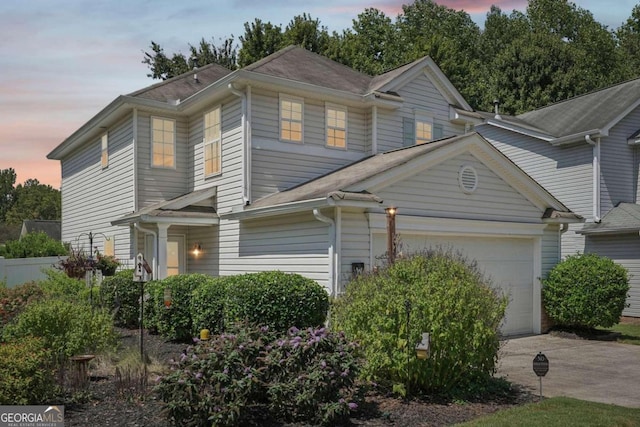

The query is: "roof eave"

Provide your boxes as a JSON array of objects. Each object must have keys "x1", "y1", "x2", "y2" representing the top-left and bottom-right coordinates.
[
  {"x1": 577, "y1": 227, "x2": 640, "y2": 235},
  {"x1": 47, "y1": 95, "x2": 179, "y2": 160},
  {"x1": 550, "y1": 129, "x2": 605, "y2": 146},
  {"x1": 484, "y1": 118, "x2": 553, "y2": 142}
]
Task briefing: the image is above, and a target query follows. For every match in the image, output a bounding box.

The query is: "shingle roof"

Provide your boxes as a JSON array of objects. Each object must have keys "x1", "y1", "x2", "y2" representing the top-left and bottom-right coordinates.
[
  {"x1": 249, "y1": 136, "x2": 461, "y2": 209},
  {"x1": 244, "y1": 46, "x2": 374, "y2": 95},
  {"x1": 20, "y1": 220, "x2": 61, "y2": 241},
  {"x1": 128, "y1": 63, "x2": 232, "y2": 102},
  {"x1": 578, "y1": 203, "x2": 640, "y2": 235},
  {"x1": 517, "y1": 78, "x2": 640, "y2": 138}
]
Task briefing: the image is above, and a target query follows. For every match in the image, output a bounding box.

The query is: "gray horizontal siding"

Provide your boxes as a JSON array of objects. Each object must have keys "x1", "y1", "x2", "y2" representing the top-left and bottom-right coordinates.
[
  {"x1": 600, "y1": 106, "x2": 640, "y2": 211},
  {"x1": 60, "y1": 115, "x2": 135, "y2": 261},
  {"x1": 376, "y1": 153, "x2": 542, "y2": 223},
  {"x1": 136, "y1": 111, "x2": 189, "y2": 207},
  {"x1": 338, "y1": 209, "x2": 370, "y2": 289},
  {"x1": 585, "y1": 233, "x2": 640, "y2": 317},
  {"x1": 217, "y1": 212, "x2": 330, "y2": 291}
]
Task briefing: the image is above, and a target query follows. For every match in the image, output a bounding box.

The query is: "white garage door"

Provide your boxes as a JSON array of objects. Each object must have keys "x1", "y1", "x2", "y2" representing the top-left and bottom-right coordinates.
[{"x1": 373, "y1": 234, "x2": 534, "y2": 336}]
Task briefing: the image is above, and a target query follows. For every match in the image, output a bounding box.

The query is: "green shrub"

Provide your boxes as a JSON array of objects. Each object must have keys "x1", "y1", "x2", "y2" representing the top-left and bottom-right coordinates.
[
  {"x1": 0, "y1": 282, "x2": 45, "y2": 331},
  {"x1": 2, "y1": 299, "x2": 118, "y2": 365},
  {"x1": 225, "y1": 271, "x2": 329, "y2": 332},
  {"x1": 331, "y1": 250, "x2": 507, "y2": 396},
  {"x1": 0, "y1": 337, "x2": 58, "y2": 404},
  {"x1": 155, "y1": 323, "x2": 359, "y2": 427},
  {"x1": 100, "y1": 269, "x2": 140, "y2": 328},
  {"x1": 1, "y1": 232, "x2": 67, "y2": 258},
  {"x1": 191, "y1": 276, "x2": 229, "y2": 335},
  {"x1": 37, "y1": 269, "x2": 85, "y2": 301},
  {"x1": 542, "y1": 253, "x2": 629, "y2": 329},
  {"x1": 146, "y1": 274, "x2": 212, "y2": 342}
]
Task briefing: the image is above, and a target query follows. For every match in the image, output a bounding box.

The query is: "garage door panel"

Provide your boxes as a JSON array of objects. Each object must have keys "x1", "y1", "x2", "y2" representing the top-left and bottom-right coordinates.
[{"x1": 373, "y1": 234, "x2": 534, "y2": 336}]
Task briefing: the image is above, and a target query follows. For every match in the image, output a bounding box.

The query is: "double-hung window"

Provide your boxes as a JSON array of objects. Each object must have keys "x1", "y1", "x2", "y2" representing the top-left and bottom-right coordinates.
[
  {"x1": 326, "y1": 104, "x2": 347, "y2": 149},
  {"x1": 280, "y1": 95, "x2": 303, "y2": 142},
  {"x1": 101, "y1": 133, "x2": 108, "y2": 169},
  {"x1": 152, "y1": 117, "x2": 176, "y2": 168},
  {"x1": 204, "y1": 107, "x2": 222, "y2": 177},
  {"x1": 415, "y1": 115, "x2": 433, "y2": 145}
]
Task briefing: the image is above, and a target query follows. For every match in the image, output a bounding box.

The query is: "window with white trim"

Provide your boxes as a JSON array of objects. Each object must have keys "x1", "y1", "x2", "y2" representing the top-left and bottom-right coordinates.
[
  {"x1": 415, "y1": 115, "x2": 433, "y2": 145},
  {"x1": 101, "y1": 133, "x2": 108, "y2": 169},
  {"x1": 204, "y1": 107, "x2": 221, "y2": 176},
  {"x1": 280, "y1": 95, "x2": 303, "y2": 142},
  {"x1": 152, "y1": 117, "x2": 176, "y2": 168},
  {"x1": 326, "y1": 104, "x2": 347, "y2": 148}
]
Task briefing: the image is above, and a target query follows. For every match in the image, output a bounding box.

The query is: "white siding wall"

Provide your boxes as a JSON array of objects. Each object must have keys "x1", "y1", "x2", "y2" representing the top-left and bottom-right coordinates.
[
  {"x1": 250, "y1": 88, "x2": 369, "y2": 201},
  {"x1": 60, "y1": 115, "x2": 135, "y2": 258},
  {"x1": 600, "y1": 106, "x2": 640, "y2": 210},
  {"x1": 217, "y1": 212, "x2": 331, "y2": 291},
  {"x1": 478, "y1": 124, "x2": 593, "y2": 256},
  {"x1": 377, "y1": 153, "x2": 542, "y2": 223},
  {"x1": 376, "y1": 73, "x2": 466, "y2": 153},
  {"x1": 585, "y1": 234, "x2": 640, "y2": 318},
  {"x1": 136, "y1": 111, "x2": 189, "y2": 207},
  {"x1": 339, "y1": 209, "x2": 370, "y2": 288}
]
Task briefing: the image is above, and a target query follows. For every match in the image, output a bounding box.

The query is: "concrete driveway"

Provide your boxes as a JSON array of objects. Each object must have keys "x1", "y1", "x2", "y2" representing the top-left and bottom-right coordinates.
[{"x1": 496, "y1": 334, "x2": 640, "y2": 408}]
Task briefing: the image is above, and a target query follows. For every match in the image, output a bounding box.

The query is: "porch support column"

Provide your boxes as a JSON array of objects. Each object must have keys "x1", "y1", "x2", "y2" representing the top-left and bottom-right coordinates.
[{"x1": 157, "y1": 224, "x2": 169, "y2": 279}]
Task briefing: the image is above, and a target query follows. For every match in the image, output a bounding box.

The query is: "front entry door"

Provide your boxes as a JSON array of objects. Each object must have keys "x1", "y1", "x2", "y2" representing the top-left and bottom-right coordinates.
[{"x1": 166, "y1": 235, "x2": 185, "y2": 277}]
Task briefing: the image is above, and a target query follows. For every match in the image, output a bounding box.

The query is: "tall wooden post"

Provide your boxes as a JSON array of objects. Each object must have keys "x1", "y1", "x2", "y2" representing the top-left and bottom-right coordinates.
[{"x1": 386, "y1": 207, "x2": 397, "y2": 264}]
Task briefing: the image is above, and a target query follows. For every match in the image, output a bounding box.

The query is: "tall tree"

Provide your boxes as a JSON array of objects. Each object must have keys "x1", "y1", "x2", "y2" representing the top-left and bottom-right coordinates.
[
  {"x1": 334, "y1": 8, "x2": 401, "y2": 75},
  {"x1": 5, "y1": 179, "x2": 61, "y2": 225},
  {"x1": 617, "y1": 4, "x2": 640, "y2": 79},
  {"x1": 0, "y1": 168, "x2": 17, "y2": 223},
  {"x1": 142, "y1": 37, "x2": 238, "y2": 80},
  {"x1": 238, "y1": 19, "x2": 284, "y2": 67},
  {"x1": 282, "y1": 14, "x2": 331, "y2": 54}
]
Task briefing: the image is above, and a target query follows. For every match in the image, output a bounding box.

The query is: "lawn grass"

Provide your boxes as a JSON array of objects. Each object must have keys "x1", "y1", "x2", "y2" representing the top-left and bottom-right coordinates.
[
  {"x1": 457, "y1": 397, "x2": 640, "y2": 427},
  {"x1": 604, "y1": 322, "x2": 640, "y2": 345}
]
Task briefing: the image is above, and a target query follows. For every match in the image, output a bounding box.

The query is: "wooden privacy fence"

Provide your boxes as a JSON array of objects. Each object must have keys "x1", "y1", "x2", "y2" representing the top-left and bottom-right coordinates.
[{"x1": 0, "y1": 256, "x2": 65, "y2": 287}]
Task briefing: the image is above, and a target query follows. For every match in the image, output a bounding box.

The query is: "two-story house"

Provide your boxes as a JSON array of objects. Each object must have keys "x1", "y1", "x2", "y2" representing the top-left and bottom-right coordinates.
[
  {"x1": 477, "y1": 79, "x2": 640, "y2": 318},
  {"x1": 47, "y1": 46, "x2": 579, "y2": 335}
]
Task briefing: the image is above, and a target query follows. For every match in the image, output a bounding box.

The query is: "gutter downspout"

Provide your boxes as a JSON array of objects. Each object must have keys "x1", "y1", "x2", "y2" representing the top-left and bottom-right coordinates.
[
  {"x1": 372, "y1": 106, "x2": 378, "y2": 154},
  {"x1": 585, "y1": 135, "x2": 601, "y2": 223},
  {"x1": 313, "y1": 209, "x2": 336, "y2": 297},
  {"x1": 134, "y1": 223, "x2": 157, "y2": 280},
  {"x1": 133, "y1": 108, "x2": 138, "y2": 211},
  {"x1": 229, "y1": 83, "x2": 251, "y2": 205}
]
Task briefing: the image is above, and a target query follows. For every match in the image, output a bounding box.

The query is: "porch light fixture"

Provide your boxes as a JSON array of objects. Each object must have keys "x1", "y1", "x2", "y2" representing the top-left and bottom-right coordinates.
[
  {"x1": 192, "y1": 243, "x2": 202, "y2": 257},
  {"x1": 385, "y1": 207, "x2": 397, "y2": 264}
]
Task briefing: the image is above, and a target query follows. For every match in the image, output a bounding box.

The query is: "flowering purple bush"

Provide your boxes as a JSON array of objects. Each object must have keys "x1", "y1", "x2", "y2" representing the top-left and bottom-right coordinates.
[{"x1": 155, "y1": 323, "x2": 360, "y2": 426}]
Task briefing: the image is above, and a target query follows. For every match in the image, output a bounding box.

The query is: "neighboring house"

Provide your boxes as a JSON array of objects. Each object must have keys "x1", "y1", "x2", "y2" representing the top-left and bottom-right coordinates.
[
  {"x1": 47, "y1": 46, "x2": 579, "y2": 335},
  {"x1": 477, "y1": 79, "x2": 640, "y2": 317},
  {"x1": 20, "y1": 220, "x2": 62, "y2": 241}
]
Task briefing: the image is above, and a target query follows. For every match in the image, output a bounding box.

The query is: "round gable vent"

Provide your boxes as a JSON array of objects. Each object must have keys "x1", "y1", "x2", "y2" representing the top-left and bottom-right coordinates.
[{"x1": 458, "y1": 165, "x2": 478, "y2": 194}]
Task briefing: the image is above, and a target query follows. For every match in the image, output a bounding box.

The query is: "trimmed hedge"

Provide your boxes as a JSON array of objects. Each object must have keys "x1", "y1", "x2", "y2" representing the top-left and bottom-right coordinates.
[
  {"x1": 542, "y1": 253, "x2": 629, "y2": 329},
  {"x1": 224, "y1": 271, "x2": 329, "y2": 333},
  {"x1": 144, "y1": 271, "x2": 329, "y2": 341}
]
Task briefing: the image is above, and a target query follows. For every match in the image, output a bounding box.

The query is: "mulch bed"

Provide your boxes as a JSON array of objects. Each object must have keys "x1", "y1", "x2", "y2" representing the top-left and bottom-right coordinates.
[{"x1": 63, "y1": 328, "x2": 534, "y2": 426}]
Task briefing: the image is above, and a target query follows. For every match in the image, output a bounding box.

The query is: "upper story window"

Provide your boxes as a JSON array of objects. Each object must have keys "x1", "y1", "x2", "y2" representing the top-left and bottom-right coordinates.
[
  {"x1": 415, "y1": 115, "x2": 433, "y2": 145},
  {"x1": 204, "y1": 107, "x2": 222, "y2": 177},
  {"x1": 152, "y1": 117, "x2": 176, "y2": 168},
  {"x1": 403, "y1": 112, "x2": 443, "y2": 147},
  {"x1": 280, "y1": 95, "x2": 303, "y2": 143},
  {"x1": 101, "y1": 133, "x2": 108, "y2": 169},
  {"x1": 326, "y1": 104, "x2": 347, "y2": 149}
]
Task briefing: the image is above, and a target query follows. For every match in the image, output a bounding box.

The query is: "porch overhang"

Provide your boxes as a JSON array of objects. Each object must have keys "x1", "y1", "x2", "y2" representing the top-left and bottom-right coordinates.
[
  {"x1": 222, "y1": 192, "x2": 383, "y2": 221},
  {"x1": 111, "y1": 187, "x2": 219, "y2": 227}
]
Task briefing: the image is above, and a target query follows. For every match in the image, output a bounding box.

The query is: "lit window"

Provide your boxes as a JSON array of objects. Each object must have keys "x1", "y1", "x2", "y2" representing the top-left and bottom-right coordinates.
[
  {"x1": 415, "y1": 117, "x2": 433, "y2": 145},
  {"x1": 152, "y1": 117, "x2": 175, "y2": 168},
  {"x1": 101, "y1": 133, "x2": 108, "y2": 168},
  {"x1": 204, "y1": 107, "x2": 221, "y2": 176},
  {"x1": 326, "y1": 105, "x2": 347, "y2": 148},
  {"x1": 280, "y1": 96, "x2": 303, "y2": 142}
]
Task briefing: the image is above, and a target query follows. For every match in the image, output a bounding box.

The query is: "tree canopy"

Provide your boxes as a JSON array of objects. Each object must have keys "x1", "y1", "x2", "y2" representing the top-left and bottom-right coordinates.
[
  {"x1": 142, "y1": 0, "x2": 640, "y2": 114},
  {"x1": 0, "y1": 169, "x2": 61, "y2": 227}
]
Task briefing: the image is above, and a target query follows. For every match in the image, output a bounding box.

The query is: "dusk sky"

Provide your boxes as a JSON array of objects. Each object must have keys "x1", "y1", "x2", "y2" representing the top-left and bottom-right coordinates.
[{"x1": 1, "y1": 0, "x2": 636, "y2": 189}]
